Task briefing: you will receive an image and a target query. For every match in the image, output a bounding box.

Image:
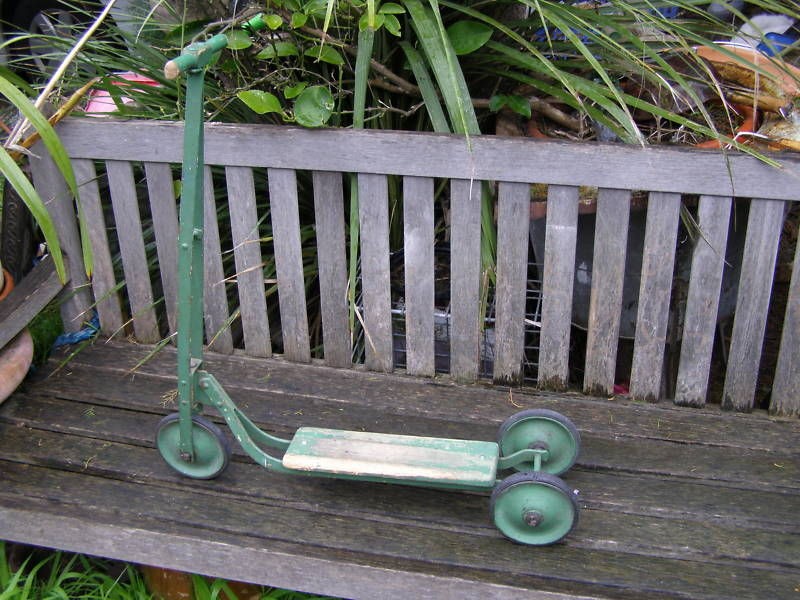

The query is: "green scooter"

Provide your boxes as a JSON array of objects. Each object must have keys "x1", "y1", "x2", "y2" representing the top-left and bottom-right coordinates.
[{"x1": 156, "y1": 15, "x2": 581, "y2": 545}]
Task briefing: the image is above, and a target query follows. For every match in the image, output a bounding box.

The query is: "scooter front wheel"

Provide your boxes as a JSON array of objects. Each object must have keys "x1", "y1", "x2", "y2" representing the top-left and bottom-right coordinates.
[{"x1": 156, "y1": 413, "x2": 231, "y2": 479}]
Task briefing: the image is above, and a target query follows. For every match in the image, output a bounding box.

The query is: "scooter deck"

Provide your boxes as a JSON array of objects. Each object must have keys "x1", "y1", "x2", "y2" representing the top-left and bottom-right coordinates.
[{"x1": 283, "y1": 427, "x2": 499, "y2": 487}]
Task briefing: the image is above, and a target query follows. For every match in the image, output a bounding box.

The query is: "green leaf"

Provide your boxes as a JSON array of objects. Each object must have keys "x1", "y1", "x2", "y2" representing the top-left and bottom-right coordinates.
[
  {"x1": 400, "y1": 41, "x2": 450, "y2": 132},
  {"x1": 504, "y1": 95, "x2": 531, "y2": 119},
  {"x1": 290, "y1": 12, "x2": 308, "y2": 28},
  {"x1": 359, "y1": 12, "x2": 385, "y2": 31},
  {"x1": 237, "y1": 90, "x2": 283, "y2": 114},
  {"x1": 383, "y1": 14, "x2": 401, "y2": 36},
  {"x1": 225, "y1": 29, "x2": 252, "y2": 50},
  {"x1": 379, "y1": 2, "x2": 405, "y2": 14},
  {"x1": 304, "y1": 44, "x2": 345, "y2": 65},
  {"x1": 284, "y1": 82, "x2": 308, "y2": 99},
  {"x1": 264, "y1": 14, "x2": 284, "y2": 29},
  {"x1": 488, "y1": 94, "x2": 506, "y2": 113},
  {"x1": 0, "y1": 147, "x2": 65, "y2": 281},
  {"x1": 256, "y1": 41, "x2": 299, "y2": 59},
  {"x1": 446, "y1": 20, "x2": 492, "y2": 55},
  {"x1": 293, "y1": 85, "x2": 334, "y2": 127}
]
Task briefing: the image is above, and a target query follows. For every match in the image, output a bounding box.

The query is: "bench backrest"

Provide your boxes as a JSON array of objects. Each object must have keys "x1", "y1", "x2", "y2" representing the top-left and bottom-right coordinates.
[{"x1": 31, "y1": 118, "x2": 800, "y2": 416}]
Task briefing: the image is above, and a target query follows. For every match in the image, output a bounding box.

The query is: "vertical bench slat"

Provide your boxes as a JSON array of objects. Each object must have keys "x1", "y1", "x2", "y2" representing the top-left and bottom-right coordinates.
[
  {"x1": 584, "y1": 188, "x2": 631, "y2": 395},
  {"x1": 674, "y1": 195, "x2": 732, "y2": 407},
  {"x1": 629, "y1": 192, "x2": 682, "y2": 402},
  {"x1": 722, "y1": 198, "x2": 785, "y2": 412},
  {"x1": 312, "y1": 171, "x2": 351, "y2": 368},
  {"x1": 771, "y1": 218, "x2": 800, "y2": 417},
  {"x1": 449, "y1": 179, "x2": 482, "y2": 381},
  {"x1": 29, "y1": 147, "x2": 93, "y2": 332},
  {"x1": 539, "y1": 185, "x2": 580, "y2": 389},
  {"x1": 144, "y1": 162, "x2": 179, "y2": 336},
  {"x1": 105, "y1": 160, "x2": 160, "y2": 343},
  {"x1": 202, "y1": 167, "x2": 234, "y2": 353},
  {"x1": 403, "y1": 175, "x2": 435, "y2": 377},
  {"x1": 494, "y1": 181, "x2": 531, "y2": 384},
  {"x1": 73, "y1": 159, "x2": 123, "y2": 334},
  {"x1": 225, "y1": 166, "x2": 271, "y2": 357},
  {"x1": 268, "y1": 168, "x2": 311, "y2": 363},
  {"x1": 358, "y1": 173, "x2": 393, "y2": 372}
]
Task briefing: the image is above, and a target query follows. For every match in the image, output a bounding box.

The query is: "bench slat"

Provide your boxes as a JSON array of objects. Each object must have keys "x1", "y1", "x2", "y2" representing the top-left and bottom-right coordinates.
[
  {"x1": 493, "y1": 181, "x2": 530, "y2": 384},
  {"x1": 449, "y1": 179, "x2": 482, "y2": 381},
  {"x1": 402, "y1": 176, "x2": 435, "y2": 377},
  {"x1": 674, "y1": 196, "x2": 732, "y2": 407},
  {"x1": 630, "y1": 192, "x2": 682, "y2": 402},
  {"x1": 225, "y1": 166, "x2": 271, "y2": 357},
  {"x1": 771, "y1": 219, "x2": 800, "y2": 417},
  {"x1": 106, "y1": 160, "x2": 159, "y2": 343},
  {"x1": 269, "y1": 168, "x2": 310, "y2": 363},
  {"x1": 584, "y1": 188, "x2": 631, "y2": 395},
  {"x1": 312, "y1": 171, "x2": 351, "y2": 368},
  {"x1": 202, "y1": 167, "x2": 234, "y2": 353},
  {"x1": 144, "y1": 163, "x2": 179, "y2": 336},
  {"x1": 539, "y1": 185, "x2": 579, "y2": 389},
  {"x1": 723, "y1": 198, "x2": 785, "y2": 411},
  {"x1": 29, "y1": 146, "x2": 92, "y2": 332},
  {"x1": 73, "y1": 159, "x2": 123, "y2": 334},
  {"x1": 358, "y1": 173, "x2": 393, "y2": 372}
]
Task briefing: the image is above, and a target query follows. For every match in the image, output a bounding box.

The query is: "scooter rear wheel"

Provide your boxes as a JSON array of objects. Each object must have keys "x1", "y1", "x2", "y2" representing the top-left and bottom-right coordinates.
[
  {"x1": 156, "y1": 413, "x2": 231, "y2": 479},
  {"x1": 491, "y1": 471, "x2": 579, "y2": 545},
  {"x1": 497, "y1": 409, "x2": 580, "y2": 476}
]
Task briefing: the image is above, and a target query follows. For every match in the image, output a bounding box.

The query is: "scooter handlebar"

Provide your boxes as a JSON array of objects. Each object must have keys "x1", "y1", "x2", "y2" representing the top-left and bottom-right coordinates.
[{"x1": 164, "y1": 14, "x2": 269, "y2": 80}]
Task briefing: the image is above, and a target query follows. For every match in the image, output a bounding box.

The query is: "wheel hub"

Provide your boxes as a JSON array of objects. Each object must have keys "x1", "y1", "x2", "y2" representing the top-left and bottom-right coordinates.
[{"x1": 523, "y1": 510, "x2": 544, "y2": 527}]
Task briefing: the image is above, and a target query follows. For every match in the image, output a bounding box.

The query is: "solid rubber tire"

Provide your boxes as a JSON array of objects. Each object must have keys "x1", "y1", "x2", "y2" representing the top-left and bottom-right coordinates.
[
  {"x1": 156, "y1": 413, "x2": 231, "y2": 479},
  {"x1": 497, "y1": 408, "x2": 581, "y2": 476}
]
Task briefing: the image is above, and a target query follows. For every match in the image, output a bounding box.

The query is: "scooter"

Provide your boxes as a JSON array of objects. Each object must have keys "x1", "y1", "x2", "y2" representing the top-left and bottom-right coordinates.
[{"x1": 156, "y1": 15, "x2": 581, "y2": 545}]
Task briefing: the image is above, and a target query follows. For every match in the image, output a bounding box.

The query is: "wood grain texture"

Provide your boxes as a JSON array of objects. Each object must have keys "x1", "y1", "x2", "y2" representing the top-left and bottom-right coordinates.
[
  {"x1": 29, "y1": 145, "x2": 92, "y2": 332},
  {"x1": 493, "y1": 181, "x2": 530, "y2": 384},
  {"x1": 312, "y1": 171, "x2": 351, "y2": 368},
  {"x1": 674, "y1": 196, "x2": 732, "y2": 407},
  {"x1": 72, "y1": 159, "x2": 124, "y2": 334},
  {"x1": 722, "y1": 198, "x2": 785, "y2": 412},
  {"x1": 770, "y1": 211, "x2": 800, "y2": 417},
  {"x1": 144, "y1": 162, "x2": 180, "y2": 336},
  {"x1": 583, "y1": 189, "x2": 631, "y2": 396},
  {"x1": 268, "y1": 168, "x2": 310, "y2": 363},
  {"x1": 539, "y1": 185, "x2": 580, "y2": 389},
  {"x1": 0, "y1": 256, "x2": 64, "y2": 349},
  {"x1": 449, "y1": 179, "x2": 482, "y2": 381},
  {"x1": 402, "y1": 176, "x2": 435, "y2": 377},
  {"x1": 225, "y1": 166, "x2": 271, "y2": 357},
  {"x1": 55, "y1": 119, "x2": 800, "y2": 201},
  {"x1": 105, "y1": 160, "x2": 160, "y2": 343},
  {"x1": 2, "y1": 340, "x2": 800, "y2": 600},
  {"x1": 629, "y1": 192, "x2": 682, "y2": 402},
  {"x1": 201, "y1": 167, "x2": 234, "y2": 354},
  {"x1": 358, "y1": 173, "x2": 393, "y2": 372}
]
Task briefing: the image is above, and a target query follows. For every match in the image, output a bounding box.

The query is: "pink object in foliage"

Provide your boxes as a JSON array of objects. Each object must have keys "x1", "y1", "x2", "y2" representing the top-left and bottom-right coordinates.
[{"x1": 85, "y1": 71, "x2": 160, "y2": 115}]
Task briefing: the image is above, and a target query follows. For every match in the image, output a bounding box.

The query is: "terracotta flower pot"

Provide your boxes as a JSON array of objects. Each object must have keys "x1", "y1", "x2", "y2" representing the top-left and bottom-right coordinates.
[{"x1": 0, "y1": 269, "x2": 35, "y2": 404}]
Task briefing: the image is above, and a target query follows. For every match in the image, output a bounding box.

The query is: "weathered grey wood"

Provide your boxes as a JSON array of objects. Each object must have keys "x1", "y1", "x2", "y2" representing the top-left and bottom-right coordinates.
[
  {"x1": 771, "y1": 211, "x2": 800, "y2": 417},
  {"x1": 29, "y1": 144, "x2": 92, "y2": 332},
  {"x1": 493, "y1": 181, "x2": 531, "y2": 384},
  {"x1": 722, "y1": 199, "x2": 785, "y2": 412},
  {"x1": 358, "y1": 173, "x2": 393, "y2": 372},
  {"x1": 144, "y1": 162, "x2": 179, "y2": 336},
  {"x1": 583, "y1": 188, "x2": 631, "y2": 395},
  {"x1": 449, "y1": 179, "x2": 482, "y2": 381},
  {"x1": 56, "y1": 119, "x2": 800, "y2": 201},
  {"x1": 105, "y1": 160, "x2": 160, "y2": 343},
  {"x1": 268, "y1": 168, "x2": 310, "y2": 363},
  {"x1": 0, "y1": 256, "x2": 65, "y2": 349},
  {"x1": 225, "y1": 166, "x2": 271, "y2": 357},
  {"x1": 201, "y1": 167, "x2": 234, "y2": 353},
  {"x1": 312, "y1": 171, "x2": 350, "y2": 368},
  {"x1": 72, "y1": 159, "x2": 124, "y2": 334},
  {"x1": 629, "y1": 192, "x2": 682, "y2": 402},
  {"x1": 539, "y1": 185, "x2": 580, "y2": 389},
  {"x1": 402, "y1": 176, "x2": 435, "y2": 377},
  {"x1": 674, "y1": 196, "x2": 732, "y2": 407}
]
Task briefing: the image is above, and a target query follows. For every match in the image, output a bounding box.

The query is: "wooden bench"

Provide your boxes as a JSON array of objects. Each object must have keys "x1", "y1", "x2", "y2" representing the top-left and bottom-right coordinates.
[{"x1": 1, "y1": 118, "x2": 799, "y2": 599}]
